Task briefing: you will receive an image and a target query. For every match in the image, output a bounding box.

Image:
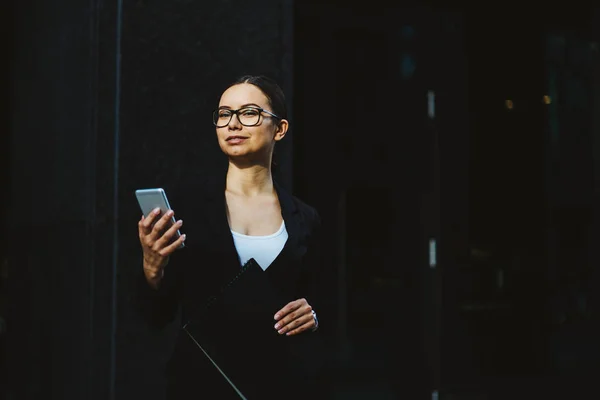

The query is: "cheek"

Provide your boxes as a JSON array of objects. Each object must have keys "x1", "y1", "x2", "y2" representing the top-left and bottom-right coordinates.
[
  {"x1": 259, "y1": 125, "x2": 277, "y2": 139},
  {"x1": 256, "y1": 132, "x2": 276, "y2": 147},
  {"x1": 216, "y1": 128, "x2": 227, "y2": 140}
]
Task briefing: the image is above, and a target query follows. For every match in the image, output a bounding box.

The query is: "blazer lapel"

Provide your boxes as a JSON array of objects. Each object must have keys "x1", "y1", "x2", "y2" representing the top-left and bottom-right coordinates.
[
  {"x1": 263, "y1": 182, "x2": 312, "y2": 299},
  {"x1": 201, "y1": 176, "x2": 242, "y2": 279},
  {"x1": 275, "y1": 182, "x2": 309, "y2": 260}
]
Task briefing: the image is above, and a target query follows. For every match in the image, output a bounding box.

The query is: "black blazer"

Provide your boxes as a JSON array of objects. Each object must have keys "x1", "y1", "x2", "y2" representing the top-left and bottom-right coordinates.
[{"x1": 134, "y1": 175, "x2": 327, "y2": 400}]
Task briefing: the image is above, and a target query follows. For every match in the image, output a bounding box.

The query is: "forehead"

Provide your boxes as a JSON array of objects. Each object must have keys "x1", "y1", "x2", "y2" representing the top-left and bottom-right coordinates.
[{"x1": 219, "y1": 83, "x2": 269, "y2": 108}]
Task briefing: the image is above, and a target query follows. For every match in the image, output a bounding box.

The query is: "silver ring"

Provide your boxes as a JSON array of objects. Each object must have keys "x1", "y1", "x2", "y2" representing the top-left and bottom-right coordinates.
[{"x1": 311, "y1": 310, "x2": 319, "y2": 331}]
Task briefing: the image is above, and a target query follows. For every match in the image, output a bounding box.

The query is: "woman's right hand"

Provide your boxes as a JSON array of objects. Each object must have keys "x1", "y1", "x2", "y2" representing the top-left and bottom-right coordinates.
[{"x1": 138, "y1": 208, "x2": 186, "y2": 289}]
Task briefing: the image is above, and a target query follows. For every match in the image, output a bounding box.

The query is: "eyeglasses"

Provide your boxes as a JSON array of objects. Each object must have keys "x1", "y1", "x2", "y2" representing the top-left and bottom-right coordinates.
[{"x1": 212, "y1": 106, "x2": 280, "y2": 128}]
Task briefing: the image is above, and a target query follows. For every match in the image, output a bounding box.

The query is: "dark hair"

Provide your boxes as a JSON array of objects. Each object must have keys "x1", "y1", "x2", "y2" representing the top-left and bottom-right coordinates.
[{"x1": 228, "y1": 75, "x2": 287, "y2": 120}]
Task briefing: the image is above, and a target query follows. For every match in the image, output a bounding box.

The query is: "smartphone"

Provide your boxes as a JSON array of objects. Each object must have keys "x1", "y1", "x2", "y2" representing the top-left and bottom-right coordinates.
[{"x1": 135, "y1": 188, "x2": 184, "y2": 248}]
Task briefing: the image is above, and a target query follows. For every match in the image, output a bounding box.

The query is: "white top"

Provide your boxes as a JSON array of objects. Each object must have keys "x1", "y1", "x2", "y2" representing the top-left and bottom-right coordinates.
[{"x1": 231, "y1": 221, "x2": 288, "y2": 271}]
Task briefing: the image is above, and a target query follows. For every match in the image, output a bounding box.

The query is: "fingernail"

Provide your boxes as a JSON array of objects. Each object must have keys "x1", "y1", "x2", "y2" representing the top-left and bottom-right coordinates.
[
  {"x1": 153, "y1": 208, "x2": 160, "y2": 214},
  {"x1": 167, "y1": 210, "x2": 174, "y2": 216},
  {"x1": 278, "y1": 329, "x2": 285, "y2": 335},
  {"x1": 177, "y1": 219, "x2": 183, "y2": 226},
  {"x1": 274, "y1": 314, "x2": 280, "y2": 320},
  {"x1": 181, "y1": 234, "x2": 187, "y2": 241},
  {"x1": 274, "y1": 323, "x2": 280, "y2": 330}
]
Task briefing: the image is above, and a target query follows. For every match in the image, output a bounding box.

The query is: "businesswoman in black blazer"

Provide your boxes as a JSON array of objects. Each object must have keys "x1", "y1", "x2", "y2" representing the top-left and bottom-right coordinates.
[{"x1": 134, "y1": 75, "x2": 327, "y2": 399}]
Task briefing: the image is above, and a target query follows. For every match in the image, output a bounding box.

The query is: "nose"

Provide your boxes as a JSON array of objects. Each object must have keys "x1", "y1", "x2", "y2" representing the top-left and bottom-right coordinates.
[{"x1": 228, "y1": 112, "x2": 242, "y2": 130}]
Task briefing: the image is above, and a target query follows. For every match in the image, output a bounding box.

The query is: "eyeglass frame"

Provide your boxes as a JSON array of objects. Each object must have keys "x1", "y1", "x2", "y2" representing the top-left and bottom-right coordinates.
[{"x1": 212, "y1": 106, "x2": 282, "y2": 128}]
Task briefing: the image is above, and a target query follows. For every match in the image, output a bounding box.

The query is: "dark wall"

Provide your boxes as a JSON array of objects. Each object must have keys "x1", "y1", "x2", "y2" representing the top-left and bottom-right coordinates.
[
  {"x1": 1, "y1": 0, "x2": 14, "y2": 397},
  {"x1": 6, "y1": 1, "x2": 293, "y2": 399},
  {"x1": 8, "y1": 1, "x2": 110, "y2": 398}
]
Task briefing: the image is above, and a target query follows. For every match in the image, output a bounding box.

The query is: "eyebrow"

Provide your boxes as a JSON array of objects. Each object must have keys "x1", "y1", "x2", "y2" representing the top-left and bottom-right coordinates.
[{"x1": 218, "y1": 103, "x2": 263, "y2": 110}]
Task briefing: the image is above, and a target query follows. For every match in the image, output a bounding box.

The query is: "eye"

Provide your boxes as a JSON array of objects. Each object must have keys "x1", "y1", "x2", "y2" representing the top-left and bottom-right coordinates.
[
  {"x1": 241, "y1": 109, "x2": 259, "y2": 117},
  {"x1": 218, "y1": 110, "x2": 232, "y2": 118}
]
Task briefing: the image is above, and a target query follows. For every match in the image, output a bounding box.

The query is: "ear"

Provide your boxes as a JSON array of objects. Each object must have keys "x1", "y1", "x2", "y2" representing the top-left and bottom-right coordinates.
[{"x1": 273, "y1": 119, "x2": 288, "y2": 142}]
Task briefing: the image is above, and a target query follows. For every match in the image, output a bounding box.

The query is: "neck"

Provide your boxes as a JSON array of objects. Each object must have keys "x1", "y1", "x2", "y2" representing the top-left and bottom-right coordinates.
[{"x1": 226, "y1": 160, "x2": 274, "y2": 197}]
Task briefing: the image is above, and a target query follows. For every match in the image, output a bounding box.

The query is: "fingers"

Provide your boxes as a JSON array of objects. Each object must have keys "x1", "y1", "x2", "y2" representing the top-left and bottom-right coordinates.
[
  {"x1": 151, "y1": 210, "x2": 176, "y2": 240},
  {"x1": 274, "y1": 298, "x2": 304, "y2": 321},
  {"x1": 138, "y1": 208, "x2": 180, "y2": 246},
  {"x1": 274, "y1": 310, "x2": 314, "y2": 336},
  {"x1": 139, "y1": 207, "x2": 161, "y2": 236},
  {"x1": 155, "y1": 218, "x2": 183, "y2": 250},
  {"x1": 158, "y1": 232, "x2": 187, "y2": 257},
  {"x1": 285, "y1": 320, "x2": 315, "y2": 337},
  {"x1": 273, "y1": 298, "x2": 313, "y2": 335},
  {"x1": 138, "y1": 208, "x2": 186, "y2": 262}
]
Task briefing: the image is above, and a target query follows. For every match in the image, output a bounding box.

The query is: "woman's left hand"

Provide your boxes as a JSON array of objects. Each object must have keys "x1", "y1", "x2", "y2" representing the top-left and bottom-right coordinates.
[{"x1": 273, "y1": 298, "x2": 316, "y2": 336}]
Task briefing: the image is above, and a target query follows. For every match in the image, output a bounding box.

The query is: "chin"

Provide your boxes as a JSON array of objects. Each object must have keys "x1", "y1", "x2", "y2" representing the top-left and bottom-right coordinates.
[
  {"x1": 226, "y1": 147, "x2": 251, "y2": 157},
  {"x1": 219, "y1": 142, "x2": 245, "y2": 155},
  {"x1": 226, "y1": 150, "x2": 253, "y2": 162}
]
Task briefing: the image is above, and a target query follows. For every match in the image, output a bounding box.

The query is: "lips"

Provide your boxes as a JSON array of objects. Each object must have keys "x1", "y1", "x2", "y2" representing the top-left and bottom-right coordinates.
[
  {"x1": 226, "y1": 135, "x2": 249, "y2": 143},
  {"x1": 226, "y1": 135, "x2": 248, "y2": 141}
]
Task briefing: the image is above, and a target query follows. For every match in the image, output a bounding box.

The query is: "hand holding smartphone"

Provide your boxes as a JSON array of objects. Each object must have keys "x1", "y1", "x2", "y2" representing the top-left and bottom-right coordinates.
[{"x1": 136, "y1": 188, "x2": 185, "y2": 249}]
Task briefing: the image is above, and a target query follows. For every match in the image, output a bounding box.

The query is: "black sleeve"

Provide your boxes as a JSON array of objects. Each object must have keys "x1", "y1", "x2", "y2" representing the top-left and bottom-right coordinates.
[{"x1": 133, "y1": 254, "x2": 183, "y2": 330}]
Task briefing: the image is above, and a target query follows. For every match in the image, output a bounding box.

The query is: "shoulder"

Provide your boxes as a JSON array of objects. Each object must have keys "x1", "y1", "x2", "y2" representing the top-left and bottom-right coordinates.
[
  {"x1": 291, "y1": 195, "x2": 321, "y2": 228},
  {"x1": 274, "y1": 180, "x2": 320, "y2": 230}
]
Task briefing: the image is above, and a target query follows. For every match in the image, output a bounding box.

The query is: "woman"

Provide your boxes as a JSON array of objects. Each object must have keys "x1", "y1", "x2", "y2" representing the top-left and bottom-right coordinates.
[{"x1": 135, "y1": 75, "x2": 327, "y2": 399}]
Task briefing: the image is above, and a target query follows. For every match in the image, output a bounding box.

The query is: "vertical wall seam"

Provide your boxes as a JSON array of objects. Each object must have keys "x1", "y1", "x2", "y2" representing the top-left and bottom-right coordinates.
[{"x1": 110, "y1": 0, "x2": 124, "y2": 398}]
